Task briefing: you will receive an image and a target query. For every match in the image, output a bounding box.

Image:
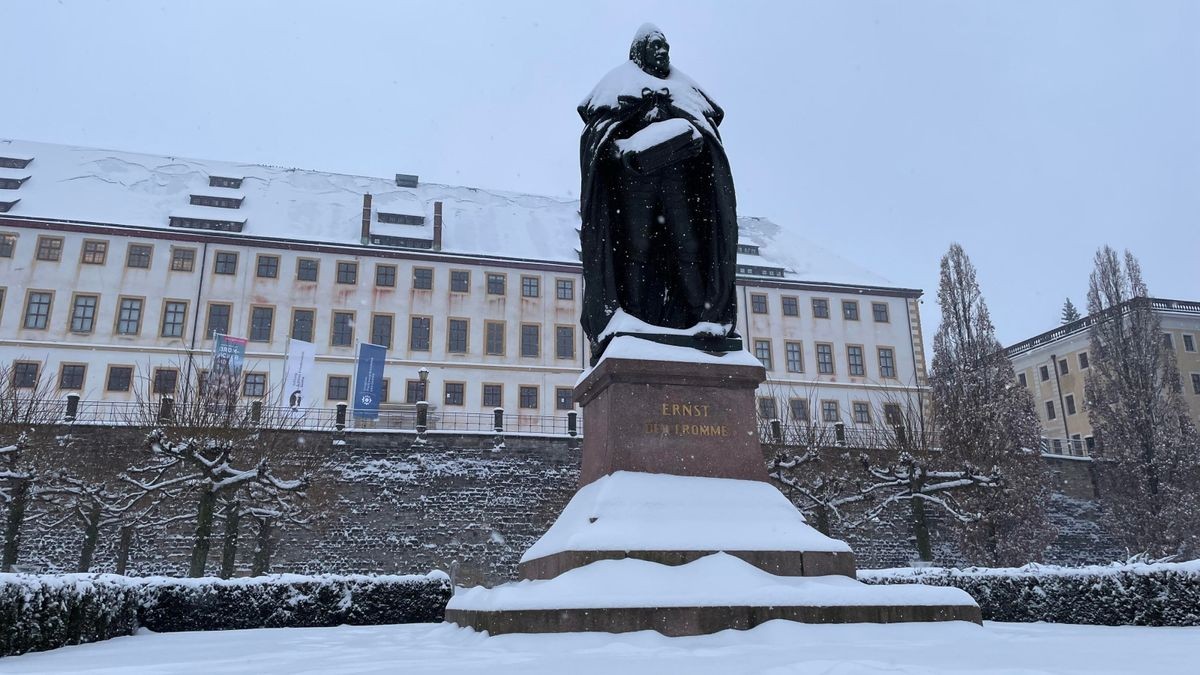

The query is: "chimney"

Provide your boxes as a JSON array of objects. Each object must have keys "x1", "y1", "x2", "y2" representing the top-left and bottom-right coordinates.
[
  {"x1": 433, "y1": 201, "x2": 443, "y2": 251},
  {"x1": 361, "y1": 193, "x2": 372, "y2": 244}
]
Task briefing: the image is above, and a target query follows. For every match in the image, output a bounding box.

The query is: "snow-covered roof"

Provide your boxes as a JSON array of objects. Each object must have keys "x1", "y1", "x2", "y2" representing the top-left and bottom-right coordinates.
[{"x1": 0, "y1": 138, "x2": 896, "y2": 289}]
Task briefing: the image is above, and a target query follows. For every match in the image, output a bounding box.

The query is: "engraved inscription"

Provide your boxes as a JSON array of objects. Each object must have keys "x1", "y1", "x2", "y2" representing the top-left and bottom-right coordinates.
[{"x1": 645, "y1": 402, "x2": 729, "y2": 437}]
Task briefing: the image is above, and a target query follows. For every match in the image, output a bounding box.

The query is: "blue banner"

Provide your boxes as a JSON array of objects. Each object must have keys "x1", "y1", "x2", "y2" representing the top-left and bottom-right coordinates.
[
  {"x1": 353, "y1": 342, "x2": 387, "y2": 420},
  {"x1": 210, "y1": 334, "x2": 247, "y2": 397}
]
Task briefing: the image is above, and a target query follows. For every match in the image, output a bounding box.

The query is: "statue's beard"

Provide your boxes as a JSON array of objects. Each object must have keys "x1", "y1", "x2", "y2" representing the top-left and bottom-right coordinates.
[{"x1": 642, "y1": 60, "x2": 669, "y2": 79}]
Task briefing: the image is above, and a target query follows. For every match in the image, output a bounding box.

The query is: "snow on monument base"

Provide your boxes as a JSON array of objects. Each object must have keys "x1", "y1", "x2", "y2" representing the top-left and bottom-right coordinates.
[{"x1": 446, "y1": 347, "x2": 980, "y2": 636}]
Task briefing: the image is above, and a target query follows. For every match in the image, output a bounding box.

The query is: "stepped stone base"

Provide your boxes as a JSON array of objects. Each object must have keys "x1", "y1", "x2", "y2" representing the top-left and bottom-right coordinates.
[
  {"x1": 519, "y1": 548, "x2": 857, "y2": 581},
  {"x1": 446, "y1": 603, "x2": 982, "y2": 637}
]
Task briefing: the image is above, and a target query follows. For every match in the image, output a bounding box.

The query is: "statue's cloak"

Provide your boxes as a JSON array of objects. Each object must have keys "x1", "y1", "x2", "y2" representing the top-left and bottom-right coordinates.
[{"x1": 578, "y1": 60, "x2": 739, "y2": 349}]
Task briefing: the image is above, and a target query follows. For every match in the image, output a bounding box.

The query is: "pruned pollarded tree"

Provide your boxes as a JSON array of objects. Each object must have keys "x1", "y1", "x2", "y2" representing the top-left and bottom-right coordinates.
[
  {"x1": 929, "y1": 243, "x2": 1052, "y2": 566},
  {"x1": 37, "y1": 473, "x2": 168, "y2": 572},
  {"x1": 1084, "y1": 247, "x2": 1200, "y2": 558},
  {"x1": 0, "y1": 361, "x2": 62, "y2": 571},
  {"x1": 216, "y1": 478, "x2": 310, "y2": 578}
]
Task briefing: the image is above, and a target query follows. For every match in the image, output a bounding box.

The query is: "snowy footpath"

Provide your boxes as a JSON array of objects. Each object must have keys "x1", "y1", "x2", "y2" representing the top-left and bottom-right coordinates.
[{"x1": 3, "y1": 620, "x2": 1195, "y2": 674}]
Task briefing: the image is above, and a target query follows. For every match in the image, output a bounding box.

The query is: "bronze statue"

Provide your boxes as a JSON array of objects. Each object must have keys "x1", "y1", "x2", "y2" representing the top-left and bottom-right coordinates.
[{"x1": 578, "y1": 24, "x2": 740, "y2": 364}]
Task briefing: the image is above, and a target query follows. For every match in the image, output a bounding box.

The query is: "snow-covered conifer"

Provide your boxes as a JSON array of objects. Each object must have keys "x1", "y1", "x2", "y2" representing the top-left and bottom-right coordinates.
[{"x1": 1061, "y1": 298, "x2": 1082, "y2": 324}]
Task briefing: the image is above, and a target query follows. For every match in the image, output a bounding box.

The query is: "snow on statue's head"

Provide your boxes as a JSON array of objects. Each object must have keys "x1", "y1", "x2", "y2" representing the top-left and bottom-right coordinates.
[{"x1": 629, "y1": 23, "x2": 670, "y2": 79}]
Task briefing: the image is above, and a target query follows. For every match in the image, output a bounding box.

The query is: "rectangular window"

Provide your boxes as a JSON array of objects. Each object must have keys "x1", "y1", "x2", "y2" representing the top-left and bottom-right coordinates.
[
  {"x1": 243, "y1": 372, "x2": 267, "y2": 397},
  {"x1": 336, "y1": 261, "x2": 358, "y2": 284},
  {"x1": 1040, "y1": 365, "x2": 1050, "y2": 382},
  {"x1": 812, "y1": 298, "x2": 830, "y2": 319},
  {"x1": 485, "y1": 321, "x2": 505, "y2": 355},
  {"x1": 852, "y1": 402, "x2": 871, "y2": 424},
  {"x1": 556, "y1": 326, "x2": 576, "y2": 360},
  {"x1": 1065, "y1": 394, "x2": 1077, "y2": 416},
  {"x1": 0, "y1": 233, "x2": 14, "y2": 257},
  {"x1": 847, "y1": 345, "x2": 865, "y2": 376},
  {"x1": 872, "y1": 302, "x2": 890, "y2": 322},
  {"x1": 821, "y1": 400, "x2": 839, "y2": 423},
  {"x1": 521, "y1": 275, "x2": 541, "y2": 298},
  {"x1": 758, "y1": 397, "x2": 778, "y2": 419},
  {"x1": 519, "y1": 385, "x2": 539, "y2": 409},
  {"x1": 1184, "y1": 335, "x2": 1196, "y2": 352},
  {"x1": 412, "y1": 267, "x2": 433, "y2": 290},
  {"x1": 1192, "y1": 373, "x2": 1200, "y2": 395},
  {"x1": 883, "y1": 403, "x2": 904, "y2": 426},
  {"x1": 207, "y1": 303, "x2": 231, "y2": 336},
  {"x1": 291, "y1": 309, "x2": 315, "y2": 342},
  {"x1": 116, "y1": 297, "x2": 143, "y2": 335},
  {"x1": 171, "y1": 247, "x2": 195, "y2": 271},
  {"x1": 36, "y1": 236, "x2": 63, "y2": 261},
  {"x1": 1059, "y1": 359, "x2": 1069, "y2": 376},
  {"x1": 444, "y1": 382, "x2": 465, "y2": 406},
  {"x1": 1079, "y1": 352, "x2": 1090, "y2": 369},
  {"x1": 405, "y1": 379, "x2": 427, "y2": 404},
  {"x1": 327, "y1": 376, "x2": 350, "y2": 401},
  {"x1": 70, "y1": 294, "x2": 98, "y2": 334},
  {"x1": 750, "y1": 294, "x2": 768, "y2": 314},
  {"x1": 1045, "y1": 400, "x2": 1056, "y2": 420},
  {"x1": 409, "y1": 316, "x2": 431, "y2": 351},
  {"x1": 371, "y1": 314, "x2": 394, "y2": 348},
  {"x1": 842, "y1": 301, "x2": 859, "y2": 321},
  {"x1": 754, "y1": 339, "x2": 773, "y2": 370},
  {"x1": 106, "y1": 366, "x2": 133, "y2": 392},
  {"x1": 789, "y1": 398, "x2": 810, "y2": 422},
  {"x1": 331, "y1": 311, "x2": 355, "y2": 346},
  {"x1": 520, "y1": 324, "x2": 540, "y2": 357},
  {"x1": 153, "y1": 368, "x2": 178, "y2": 395},
  {"x1": 213, "y1": 251, "x2": 238, "y2": 275},
  {"x1": 256, "y1": 255, "x2": 279, "y2": 279},
  {"x1": 1164, "y1": 333, "x2": 1174, "y2": 350},
  {"x1": 450, "y1": 270, "x2": 470, "y2": 293},
  {"x1": 878, "y1": 347, "x2": 896, "y2": 378},
  {"x1": 58, "y1": 364, "x2": 86, "y2": 390},
  {"x1": 297, "y1": 258, "x2": 319, "y2": 281},
  {"x1": 12, "y1": 362, "x2": 39, "y2": 388},
  {"x1": 781, "y1": 296, "x2": 799, "y2": 316},
  {"x1": 556, "y1": 387, "x2": 574, "y2": 410},
  {"x1": 375, "y1": 264, "x2": 397, "y2": 287},
  {"x1": 24, "y1": 291, "x2": 53, "y2": 329},
  {"x1": 80, "y1": 240, "x2": 108, "y2": 265},
  {"x1": 447, "y1": 318, "x2": 469, "y2": 353},
  {"x1": 1018, "y1": 372, "x2": 1028, "y2": 387},
  {"x1": 556, "y1": 278, "x2": 575, "y2": 300},
  {"x1": 127, "y1": 244, "x2": 153, "y2": 269},
  {"x1": 483, "y1": 384, "x2": 503, "y2": 408},
  {"x1": 785, "y1": 341, "x2": 803, "y2": 372},
  {"x1": 816, "y1": 343, "x2": 835, "y2": 374},
  {"x1": 486, "y1": 273, "x2": 506, "y2": 295},
  {"x1": 161, "y1": 301, "x2": 187, "y2": 338},
  {"x1": 249, "y1": 306, "x2": 274, "y2": 342}
]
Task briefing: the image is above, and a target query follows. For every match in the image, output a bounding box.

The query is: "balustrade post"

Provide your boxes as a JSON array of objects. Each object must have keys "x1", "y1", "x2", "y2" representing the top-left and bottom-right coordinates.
[
  {"x1": 834, "y1": 422, "x2": 846, "y2": 447},
  {"x1": 158, "y1": 397, "x2": 174, "y2": 424},
  {"x1": 770, "y1": 418, "x2": 782, "y2": 444},
  {"x1": 493, "y1": 407, "x2": 505, "y2": 450},
  {"x1": 335, "y1": 403, "x2": 347, "y2": 431},
  {"x1": 415, "y1": 401, "x2": 428, "y2": 444},
  {"x1": 64, "y1": 394, "x2": 80, "y2": 422}
]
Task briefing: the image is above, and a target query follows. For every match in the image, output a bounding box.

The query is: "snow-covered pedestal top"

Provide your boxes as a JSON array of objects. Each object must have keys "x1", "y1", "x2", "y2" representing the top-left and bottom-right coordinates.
[{"x1": 521, "y1": 471, "x2": 850, "y2": 563}]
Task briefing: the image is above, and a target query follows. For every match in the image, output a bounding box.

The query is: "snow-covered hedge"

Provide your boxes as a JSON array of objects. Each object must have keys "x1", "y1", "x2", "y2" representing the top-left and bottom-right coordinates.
[
  {"x1": 861, "y1": 560, "x2": 1200, "y2": 626},
  {"x1": 0, "y1": 571, "x2": 451, "y2": 657}
]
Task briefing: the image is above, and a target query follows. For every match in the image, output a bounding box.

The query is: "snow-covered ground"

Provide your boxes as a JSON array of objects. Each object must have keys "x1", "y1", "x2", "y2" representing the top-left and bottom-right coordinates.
[{"x1": 5, "y1": 621, "x2": 1196, "y2": 674}]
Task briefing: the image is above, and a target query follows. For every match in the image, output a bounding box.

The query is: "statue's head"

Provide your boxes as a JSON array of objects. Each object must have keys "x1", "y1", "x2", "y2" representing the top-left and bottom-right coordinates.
[{"x1": 629, "y1": 23, "x2": 670, "y2": 78}]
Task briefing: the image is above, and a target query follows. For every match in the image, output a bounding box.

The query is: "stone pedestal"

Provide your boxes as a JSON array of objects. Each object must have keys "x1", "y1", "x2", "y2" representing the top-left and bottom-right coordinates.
[{"x1": 574, "y1": 355, "x2": 769, "y2": 486}]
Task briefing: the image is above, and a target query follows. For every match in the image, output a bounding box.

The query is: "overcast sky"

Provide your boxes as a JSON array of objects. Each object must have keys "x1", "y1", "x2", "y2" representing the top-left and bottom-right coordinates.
[{"x1": 4, "y1": 0, "x2": 1197, "y2": 347}]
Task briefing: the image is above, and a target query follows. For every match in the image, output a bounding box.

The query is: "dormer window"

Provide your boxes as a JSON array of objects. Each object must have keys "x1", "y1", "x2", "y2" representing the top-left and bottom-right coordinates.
[
  {"x1": 369, "y1": 234, "x2": 433, "y2": 249},
  {"x1": 0, "y1": 199, "x2": 18, "y2": 213},
  {"x1": 377, "y1": 212, "x2": 425, "y2": 226},
  {"x1": 208, "y1": 176, "x2": 242, "y2": 189},
  {"x1": 190, "y1": 194, "x2": 244, "y2": 209},
  {"x1": 737, "y1": 244, "x2": 760, "y2": 255},
  {"x1": 736, "y1": 264, "x2": 786, "y2": 278},
  {"x1": 0, "y1": 157, "x2": 32, "y2": 169},
  {"x1": 0, "y1": 176, "x2": 30, "y2": 190},
  {"x1": 169, "y1": 216, "x2": 245, "y2": 233}
]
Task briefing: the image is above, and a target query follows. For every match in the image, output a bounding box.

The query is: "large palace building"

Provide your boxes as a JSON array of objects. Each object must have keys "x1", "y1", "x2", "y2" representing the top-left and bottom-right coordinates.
[{"x1": 0, "y1": 139, "x2": 929, "y2": 433}]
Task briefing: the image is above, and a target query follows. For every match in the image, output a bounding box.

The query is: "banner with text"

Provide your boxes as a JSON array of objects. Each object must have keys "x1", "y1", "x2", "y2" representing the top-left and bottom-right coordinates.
[
  {"x1": 281, "y1": 338, "x2": 316, "y2": 416},
  {"x1": 353, "y1": 342, "x2": 387, "y2": 420},
  {"x1": 210, "y1": 334, "x2": 247, "y2": 399}
]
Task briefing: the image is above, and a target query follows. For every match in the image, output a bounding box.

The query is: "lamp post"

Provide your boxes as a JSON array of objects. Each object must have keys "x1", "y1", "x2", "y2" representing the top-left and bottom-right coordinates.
[{"x1": 415, "y1": 367, "x2": 430, "y2": 444}]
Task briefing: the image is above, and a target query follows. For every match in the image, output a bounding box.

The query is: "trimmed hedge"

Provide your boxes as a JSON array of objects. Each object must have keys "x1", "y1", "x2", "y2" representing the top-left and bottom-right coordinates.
[
  {"x1": 861, "y1": 560, "x2": 1200, "y2": 626},
  {"x1": 0, "y1": 571, "x2": 451, "y2": 657}
]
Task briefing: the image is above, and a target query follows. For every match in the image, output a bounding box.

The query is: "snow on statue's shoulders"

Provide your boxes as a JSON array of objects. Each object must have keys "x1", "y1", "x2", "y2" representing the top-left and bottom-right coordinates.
[
  {"x1": 615, "y1": 118, "x2": 699, "y2": 154},
  {"x1": 581, "y1": 61, "x2": 717, "y2": 133}
]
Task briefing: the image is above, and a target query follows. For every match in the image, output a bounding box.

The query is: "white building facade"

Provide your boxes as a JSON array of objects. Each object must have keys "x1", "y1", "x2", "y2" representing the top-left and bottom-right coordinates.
[{"x1": 0, "y1": 140, "x2": 928, "y2": 436}]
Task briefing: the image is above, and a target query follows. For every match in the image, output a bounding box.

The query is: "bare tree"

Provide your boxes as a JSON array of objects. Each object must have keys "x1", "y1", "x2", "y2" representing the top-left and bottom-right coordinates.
[
  {"x1": 929, "y1": 243, "x2": 1052, "y2": 566},
  {"x1": 0, "y1": 362, "x2": 62, "y2": 571},
  {"x1": 37, "y1": 473, "x2": 165, "y2": 572},
  {"x1": 1085, "y1": 247, "x2": 1200, "y2": 558}
]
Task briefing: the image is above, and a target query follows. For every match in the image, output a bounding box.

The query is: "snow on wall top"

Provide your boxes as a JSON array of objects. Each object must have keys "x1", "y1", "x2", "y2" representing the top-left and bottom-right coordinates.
[{"x1": 0, "y1": 138, "x2": 893, "y2": 288}]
